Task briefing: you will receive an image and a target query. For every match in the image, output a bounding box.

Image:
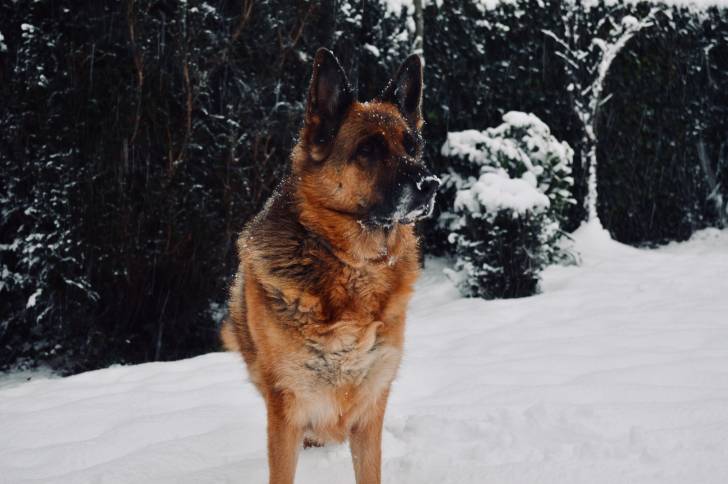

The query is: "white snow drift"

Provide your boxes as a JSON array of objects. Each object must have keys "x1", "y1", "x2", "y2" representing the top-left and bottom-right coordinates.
[{"x1": 1, "y1": 224, "x2": 728, "y2": 484}]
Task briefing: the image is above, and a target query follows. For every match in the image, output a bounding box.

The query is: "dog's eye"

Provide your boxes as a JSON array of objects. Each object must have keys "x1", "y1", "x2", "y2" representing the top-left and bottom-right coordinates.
[
  {"x1": 403, "y1": 133, "x2": 417, "y2": 157},
  {"x1": 355, "y1": 136, "x2": 387, "y2": 161}
]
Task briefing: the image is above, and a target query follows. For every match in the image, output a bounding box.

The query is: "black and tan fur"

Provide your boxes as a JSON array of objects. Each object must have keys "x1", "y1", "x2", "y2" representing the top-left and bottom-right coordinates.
[{"x1": 221, "y1": 48, "x2": 438, "y2": 484}]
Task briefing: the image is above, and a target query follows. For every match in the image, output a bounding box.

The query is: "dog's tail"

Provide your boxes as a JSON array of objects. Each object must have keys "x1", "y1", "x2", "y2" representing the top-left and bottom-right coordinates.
[
  {"x1": 220, "y1": 319, "x2": 240, "y2": 352},
  {"x1": 221, "y1": 263, "x2": 246, "y2": 353}
]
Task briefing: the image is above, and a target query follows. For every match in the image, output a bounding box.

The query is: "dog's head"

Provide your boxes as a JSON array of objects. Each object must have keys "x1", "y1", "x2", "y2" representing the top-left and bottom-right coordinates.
[{"x1": 294, "y1": 48, "x2": 439, "y2": 229}]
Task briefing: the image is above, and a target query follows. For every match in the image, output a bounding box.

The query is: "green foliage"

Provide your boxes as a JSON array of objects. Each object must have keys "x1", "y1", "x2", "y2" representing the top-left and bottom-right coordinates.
[
  {"x1": 0, "y1": 0, "x2": 409, "y2": 373},
  {"x1": 448, "y1": 209, "x2": 555, "y2": 299},
  {"x1": 597, "y1": 4, "x2": 728, "y2": 243},
  {"x1": 422, "y1": 0, "x2": 728, "y2": 252},
  {"x1": 420, "y1": 0, "x2": 584, "y2": 254}
]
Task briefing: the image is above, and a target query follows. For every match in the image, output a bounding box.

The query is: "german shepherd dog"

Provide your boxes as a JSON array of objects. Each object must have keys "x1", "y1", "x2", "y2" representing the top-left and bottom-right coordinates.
[{"x1": 221, "y1": 48, "x2": 439, "y2": 484}]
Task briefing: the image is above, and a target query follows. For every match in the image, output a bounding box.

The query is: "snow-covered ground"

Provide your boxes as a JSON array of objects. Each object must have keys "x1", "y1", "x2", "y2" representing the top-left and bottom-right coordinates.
[{"x1": 2, "y1": 224, "x2": 728, "y2": 484}]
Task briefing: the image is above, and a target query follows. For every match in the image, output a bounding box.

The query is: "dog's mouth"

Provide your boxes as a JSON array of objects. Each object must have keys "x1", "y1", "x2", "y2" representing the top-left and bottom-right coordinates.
[
  {"x1": 398, "y1": 194, "x2": 437, "y2": 224},
  {"x1": 363, "y1": 192, "x2": 437, "y2": 229}
]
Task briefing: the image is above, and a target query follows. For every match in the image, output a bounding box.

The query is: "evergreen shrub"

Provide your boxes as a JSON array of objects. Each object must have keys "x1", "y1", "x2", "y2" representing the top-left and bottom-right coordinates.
[{"x1": 441, "y1": 112, "x2": 575, "y2": 298}]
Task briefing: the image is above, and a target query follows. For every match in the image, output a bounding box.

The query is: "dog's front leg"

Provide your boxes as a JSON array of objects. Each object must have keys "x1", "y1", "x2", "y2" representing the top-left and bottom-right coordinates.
[
  {"x1": 266, "y1": 390, "x2": 302, "y2": 484},
  {"x1": 349, "y1": 389, "x2": 389, "y2": 484}
]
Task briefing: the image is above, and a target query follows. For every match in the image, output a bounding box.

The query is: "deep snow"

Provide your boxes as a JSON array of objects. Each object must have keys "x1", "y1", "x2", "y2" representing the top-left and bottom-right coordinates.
[{"x1": 1, "y1": 224, "x2": 728, "y2": 484}]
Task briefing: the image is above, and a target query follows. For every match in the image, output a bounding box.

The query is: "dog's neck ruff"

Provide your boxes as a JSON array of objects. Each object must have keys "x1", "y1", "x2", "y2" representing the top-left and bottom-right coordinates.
[
  {"x1": 304, "y1": 216, "x2": 395, "y2": 268},
  {"x1": 291, "y1": 177, "x2": 405, "y2": 268}
]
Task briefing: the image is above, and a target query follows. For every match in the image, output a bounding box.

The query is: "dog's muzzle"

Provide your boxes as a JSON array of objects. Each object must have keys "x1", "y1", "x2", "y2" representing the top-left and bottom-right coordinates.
[{"x1": 366, "y1": 173, "x2": 440, "y2": 228}]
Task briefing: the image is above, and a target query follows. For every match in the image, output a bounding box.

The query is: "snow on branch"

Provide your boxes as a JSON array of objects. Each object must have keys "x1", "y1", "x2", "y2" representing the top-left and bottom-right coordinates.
[{"x1": 543, "y1": 5, "x2": 664, "y2": 224}]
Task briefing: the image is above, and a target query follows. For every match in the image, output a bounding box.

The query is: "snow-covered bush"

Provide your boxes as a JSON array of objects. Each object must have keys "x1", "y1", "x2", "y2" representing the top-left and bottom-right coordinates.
[
  {"x1": 441, "y1": 112, "x2": 575, "y2": 299},
  {"x1": 441, "y1": 112, "x2": 575, "y2": 225}
]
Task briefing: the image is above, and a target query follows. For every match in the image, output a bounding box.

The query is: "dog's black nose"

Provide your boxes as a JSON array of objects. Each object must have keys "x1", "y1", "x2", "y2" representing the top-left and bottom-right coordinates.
[{"x1": 418, "y1": 176, "x2": 440, "y2": 199}]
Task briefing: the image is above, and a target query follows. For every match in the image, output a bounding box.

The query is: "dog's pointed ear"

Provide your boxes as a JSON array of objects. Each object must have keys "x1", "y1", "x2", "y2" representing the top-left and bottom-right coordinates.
[
  {"x1": 305, "y1": 48, "x2": 354, "y2": 151},
  {"x1": 380, "y1": 54, "x2": 423, "y2": 129}
]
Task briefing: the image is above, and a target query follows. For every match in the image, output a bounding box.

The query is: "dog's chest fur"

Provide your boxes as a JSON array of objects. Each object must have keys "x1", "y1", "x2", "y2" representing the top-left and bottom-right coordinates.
[
  {"x1": 278, "y1": 255, "x2": 406, "y2": 439},
  {"x1": 327, "y1": 260, "x2": 393, "y2": 320},
  {"x1": 290, "y1": 258, "x2": 395, "y2": 381}
]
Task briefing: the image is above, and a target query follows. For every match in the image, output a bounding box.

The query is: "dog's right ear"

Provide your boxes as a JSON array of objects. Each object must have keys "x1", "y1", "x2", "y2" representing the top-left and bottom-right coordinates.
[
  {"x1": 380, "y1": 54, "x2": 423, "y2": 130},
  {"x1": 305, "y1": 48, "x2": 354, "y2": 158}
]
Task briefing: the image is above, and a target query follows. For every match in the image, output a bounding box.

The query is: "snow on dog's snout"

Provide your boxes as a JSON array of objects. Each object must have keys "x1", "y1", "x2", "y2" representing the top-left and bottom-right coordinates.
[
  {"x1": 416, "y1": 174, "x2": 441, "y2": 192},
  {"x1": 393, "y1": 173, "x2": 440, "y2": 224}
]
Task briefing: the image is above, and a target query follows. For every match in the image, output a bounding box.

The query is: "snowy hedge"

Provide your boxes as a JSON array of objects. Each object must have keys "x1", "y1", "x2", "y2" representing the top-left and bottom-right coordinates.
[
  {"x1": 0, "y1": 0, "x2": 412, "y2": 373},
  {"x1": 2, "y1": 0, "x2": 727, "y2": 372},
  {"x1": 441, "y1": 112, "x2": 574, "y2": 299}
]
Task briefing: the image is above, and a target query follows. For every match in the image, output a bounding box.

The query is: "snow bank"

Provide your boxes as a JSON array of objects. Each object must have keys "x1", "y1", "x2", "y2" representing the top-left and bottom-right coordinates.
[{"x1": 2, "y1": 229, "x2": 728, "y2": 483}]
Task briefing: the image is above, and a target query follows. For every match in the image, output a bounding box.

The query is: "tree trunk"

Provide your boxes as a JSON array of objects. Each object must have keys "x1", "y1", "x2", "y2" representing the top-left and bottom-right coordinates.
[
  {"x1": 413, "y1": 0, "x2": 424, "y2": 60},
  {"x1": 584, "y1": 135, "x2": 600, "y2": 224}
]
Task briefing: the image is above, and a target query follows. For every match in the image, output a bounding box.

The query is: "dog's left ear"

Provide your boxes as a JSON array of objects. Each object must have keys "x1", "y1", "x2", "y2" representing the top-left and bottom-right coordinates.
[
  {"x1": 305, "y1": 48, "x2": 354, "y2": 153},
  {"x1": 380, "y1": 54, "x2": 423, "y2": 129}
]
